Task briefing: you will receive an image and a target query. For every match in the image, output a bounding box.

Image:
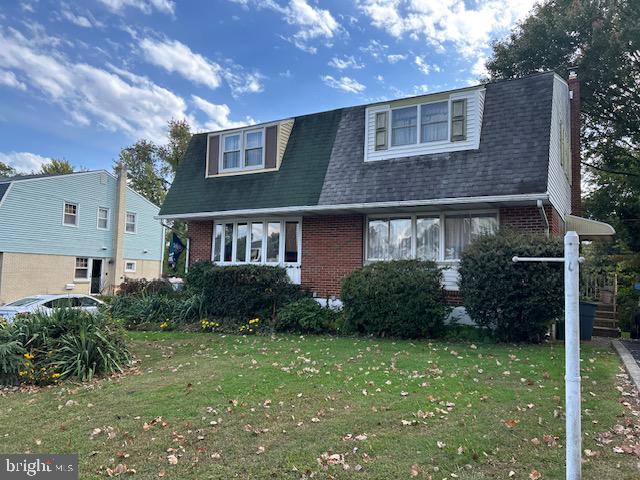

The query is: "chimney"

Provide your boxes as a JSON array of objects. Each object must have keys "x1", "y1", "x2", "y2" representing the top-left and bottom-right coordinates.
[
  {"x1": 112, "y1": 163, "x2": 127, "y2": 292},
  {"x1": 567, "y1": 69, "x2": 582, "y2": 215}
]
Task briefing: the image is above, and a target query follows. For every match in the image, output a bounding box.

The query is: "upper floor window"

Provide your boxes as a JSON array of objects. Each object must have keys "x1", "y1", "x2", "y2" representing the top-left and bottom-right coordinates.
[
  {"x1": 63, "y1": 202, "x2": 78, "y2": 226},
  {"x1": 221, "y1": 129, "x2": 264, "y2": 172},
  {"x1": 421, "y1": 102, "x2": 448, "y2": 142},
  {"x1": 391, "y1": 106, "x2": 418, "y2": 146},
  {"x1": 125, "y1": 212, "x2": 137, "y2": 233},
  {"x1": 97, "y1": 207, "x2": 109, "y2": 230}
]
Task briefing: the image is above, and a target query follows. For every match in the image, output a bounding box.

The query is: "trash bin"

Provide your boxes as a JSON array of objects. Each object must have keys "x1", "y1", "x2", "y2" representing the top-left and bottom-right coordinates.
[{"x1": 556, "y1": 301, "x2": 597, "y2": 341}]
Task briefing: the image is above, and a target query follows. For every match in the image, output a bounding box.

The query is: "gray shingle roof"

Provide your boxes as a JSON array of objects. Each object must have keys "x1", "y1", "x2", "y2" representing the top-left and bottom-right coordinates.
[{"x1": 160, "y1": 72, "x2": 555, "y2": 217}]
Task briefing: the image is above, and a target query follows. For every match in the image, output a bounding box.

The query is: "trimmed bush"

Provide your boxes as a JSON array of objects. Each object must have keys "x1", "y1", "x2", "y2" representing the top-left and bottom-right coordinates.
[
  {"x1": 459, "y1": 232, "x2": 563, "y2": 342},
  {"x1": 118, "y1": 278, "x2": 173, "y2": 296},
  {"x1": 0, "y1": 308, "x2": 131, "y2": 385},
  {"x1": 341, "y1": 260, "x2": 447, "y2": 338},
  {"x1": 186, "y1": 262, "x2": 304, "y2": 322},
  {"x1": 276, "y1": 298, "x2": 341, "y2": 334}
]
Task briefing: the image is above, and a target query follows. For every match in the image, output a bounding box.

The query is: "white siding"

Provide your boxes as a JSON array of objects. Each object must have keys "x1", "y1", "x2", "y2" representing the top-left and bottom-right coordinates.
[
  {"x1": 547, "y1": 75, "x2": 572, "y2": 218},
  {"x1": 364, "y1": 88, "x2": 486, "y2": 162}
]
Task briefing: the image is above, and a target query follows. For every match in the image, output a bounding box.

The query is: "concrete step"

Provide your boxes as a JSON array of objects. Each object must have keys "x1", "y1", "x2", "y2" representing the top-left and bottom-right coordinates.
[{"x1": 593, "y1": 326, "x2": 621, "y2": 338}]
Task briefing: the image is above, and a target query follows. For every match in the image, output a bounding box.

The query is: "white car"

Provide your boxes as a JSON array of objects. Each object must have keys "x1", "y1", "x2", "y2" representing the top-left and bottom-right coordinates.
[{"x1": 0, "y1": 294, "x2": 104, "y2": 323}]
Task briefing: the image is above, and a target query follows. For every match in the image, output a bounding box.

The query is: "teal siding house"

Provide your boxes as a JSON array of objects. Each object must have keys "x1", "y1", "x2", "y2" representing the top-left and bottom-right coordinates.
[{"x1": 0, "y1": 169, "x2": 164, "y2": 304}]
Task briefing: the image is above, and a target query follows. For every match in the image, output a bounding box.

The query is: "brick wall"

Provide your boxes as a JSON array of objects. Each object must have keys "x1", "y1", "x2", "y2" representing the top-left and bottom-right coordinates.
[
  {"x1": 187, "y1": 221, "x2": 213, "y2": 265},
  {"x1": 301, "y1": 215, "x2": 364, "y2": 297},
  {"x1": 499, "y1": 205, "x2": 565, "y2": 236}
]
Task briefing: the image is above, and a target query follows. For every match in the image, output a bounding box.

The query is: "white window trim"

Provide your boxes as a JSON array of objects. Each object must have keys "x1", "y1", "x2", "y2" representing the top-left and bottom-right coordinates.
[
  {"x1": 211, "y1": 217, "x2": 302, "y2": 267},
  {"x1": 364, "y1": 209, "x2": 499, "y2": 264},
  {"x1": 125, "y1": 211, "x2": 137, "y2": 234},
  {"x1": 124, "y1": 260, "x2": 137, "y2": 273},
  {"x1": 74, "y1": 257, "x2": 91, "y2": 282},
  {"x1": 219, "y1": 127, "x2": 266, "y2": 173},
  {"x1": 97, "y1": 206, "x2": 110, "y2": 230},
  {"x1": 62, "y1": 201, "x2": 79, "y2": 227}
]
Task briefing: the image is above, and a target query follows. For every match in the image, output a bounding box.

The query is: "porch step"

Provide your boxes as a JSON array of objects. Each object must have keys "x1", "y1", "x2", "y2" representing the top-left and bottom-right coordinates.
[
  {"x1": 596, "y1": 303, "x2": 615, "y2": 312},
  {"x1": 593, "y1": 326, "x2": 621, "y2": 338},
  {"x1": 594, "y1": 318, "x2": 618, "y2": 329}
]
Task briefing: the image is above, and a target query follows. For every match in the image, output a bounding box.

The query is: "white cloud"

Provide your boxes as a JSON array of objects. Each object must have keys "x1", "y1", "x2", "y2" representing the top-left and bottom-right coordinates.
[
  {"x1": 358, "y1": 0, "x2": 538, "y2": 57},
  {"x1": 0, "y1": 70, "x2": 27, "y2": 90},
  {"x1": 0, "y1": 151, "x2": 52, "y2": 173},
  {"x1": 328, "y1": 55, "x2": 364, "y2": 70},
  {"x1": 61, "y1": 9, "x2": 94, "y2": 28},
  {"x1": 191, "y1": 96, "x2": 255, "y2": 131},
  {"x1": 387, "y1": 54, "x2": 407, "y2": 63},
  {"x1": 360, "y1": 39, "x2": 388, "y2": 60},
  {"x1": 0, "y1": 26, "x2": 190, "y2": 140},
  {"x1": 375, "y1": 74, "x2": 384, "y2": 82},
  {"x1": 230, "y1": 0, "x2": 340, "y2": 53},
  {"x1": 414, "y1": 55, "x2": 436, "y2": 75},
  {"x1": 471, "y1": 55, "x2": 489, "y2": 78},
  {"x1": 138, "y1": 36, "x2": 264, "y2": 97},
  {"x1": 140, "y1": 37, "x2": 221, "y2": 90},
  {"x1": 98, "y1": 0, "x2": 175, "y2": 15},
  {"x1": 321, "y1": 75, "x2": 366, "y2": 94}
]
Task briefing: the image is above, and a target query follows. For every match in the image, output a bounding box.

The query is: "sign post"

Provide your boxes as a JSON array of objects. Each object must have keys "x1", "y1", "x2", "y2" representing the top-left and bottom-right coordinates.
[{"x1": 513, "y1": 230, "x2": 582, "y2": 480}]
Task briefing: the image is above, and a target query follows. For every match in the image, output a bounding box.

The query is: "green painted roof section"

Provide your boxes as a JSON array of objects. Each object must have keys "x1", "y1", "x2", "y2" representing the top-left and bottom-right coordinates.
[{"x1": 160, "y1": 108, "x2": 343, "y2": 216}]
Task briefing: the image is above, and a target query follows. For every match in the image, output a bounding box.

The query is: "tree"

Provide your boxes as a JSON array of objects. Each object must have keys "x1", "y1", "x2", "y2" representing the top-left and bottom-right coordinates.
[
  {"x1": 0, "y1": 161, "x2": 16, "y2": 178},
  {"x1": 40, "y1": 159, "x2": 75, "y2": 175},
  {"x1": 157, "y1": 119, "x2": 192, "y2": 173},
  {"x1": 487, "y1": 0, "x2": 640, "y2": 251}
]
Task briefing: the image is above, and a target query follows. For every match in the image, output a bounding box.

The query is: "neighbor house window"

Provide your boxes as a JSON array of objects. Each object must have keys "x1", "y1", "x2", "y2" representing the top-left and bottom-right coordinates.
[
  {"x1": 222, "y1": 133, "x2": 241, "y2": 169},
  {"x1": 391, "y1": 106, "x2": 418, "y2": 146},
  {"x1": 444, "y1": 214, "x2": 498, "y2": 260},
  {"x1": 124, "y1": 261, "x2": 136, "y2": 273},
  {"x1": 221, "y1": 128, "x2": 265, "y2": 172},
  {"x1": 450, "y1": 99, "x2": 467, "y2": 141},
  {"x1": 75, "y1": 257, "x2": 89, "y2": 280},
  {"x1": 212, "y1": 219, "x2": 300, "y2": 266},
  {"x1": 125, "y1": 212, "x2": 137, "y2": 233},
  {"x1": 97, "y1": 207, "x2": 109, "y2": 230},
  {"x1": 421, "y1": 101, "x2": 448, "y2": 142},
  {"x1": 366, "y1": 213, "x2": 496, "y2": 262},
  {"x1": 375, "y1": 111, "x2": 388, "y2": 151},
  {"x1": 63, "y1": 202, "x2": 78, "y2": 226}
]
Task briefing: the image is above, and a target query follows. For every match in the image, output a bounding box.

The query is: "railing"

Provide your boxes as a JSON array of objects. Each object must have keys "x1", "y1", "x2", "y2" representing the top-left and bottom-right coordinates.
[{"x1": 580, "y1": 269, "x2": 617, "y2": 308}]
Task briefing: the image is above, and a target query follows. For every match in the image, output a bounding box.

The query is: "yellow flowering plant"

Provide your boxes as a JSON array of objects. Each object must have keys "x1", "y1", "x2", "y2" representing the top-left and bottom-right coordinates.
[
  {"x1": 200, "y1": 319, "x2": 220, "y2": 332},
  {"x1": 239, "y1": 318, "x2": 260, "y2": 335}
]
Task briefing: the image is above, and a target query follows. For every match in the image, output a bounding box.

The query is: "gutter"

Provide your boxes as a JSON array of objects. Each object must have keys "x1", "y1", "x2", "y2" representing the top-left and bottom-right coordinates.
[
  {"x1": 537, "y1": 199, "x2": 550, "y2": 237},
  {"x1": 156, "y1": 192, "x2": 550, "y2": 220}
]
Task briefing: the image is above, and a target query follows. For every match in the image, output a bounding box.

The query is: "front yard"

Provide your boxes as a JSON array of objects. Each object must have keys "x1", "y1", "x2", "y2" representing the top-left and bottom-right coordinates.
[{"x1": 0, "y1": 332, "x2": 637, "y2": 479}]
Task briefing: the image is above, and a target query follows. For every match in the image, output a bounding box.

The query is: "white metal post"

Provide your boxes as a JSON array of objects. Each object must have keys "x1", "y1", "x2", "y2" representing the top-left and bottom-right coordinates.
[{"x1": 565, "y1": 231, "x2": 581, "y2": 480}]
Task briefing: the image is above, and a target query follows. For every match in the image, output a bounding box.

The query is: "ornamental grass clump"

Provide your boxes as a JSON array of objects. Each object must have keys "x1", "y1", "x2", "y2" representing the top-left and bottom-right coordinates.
[{"x1": 0, "y1": 308, "x2": 131, "y2": 385}]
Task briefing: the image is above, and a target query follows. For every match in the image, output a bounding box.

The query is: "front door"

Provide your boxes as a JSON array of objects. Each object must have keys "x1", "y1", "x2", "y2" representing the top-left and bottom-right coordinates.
[{"x1": 90, "y1": 259, "x2": 102, "y2": 294}]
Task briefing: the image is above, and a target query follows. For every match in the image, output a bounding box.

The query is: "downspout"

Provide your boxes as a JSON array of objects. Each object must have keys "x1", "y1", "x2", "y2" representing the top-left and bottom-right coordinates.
[{"x1": 537, "y1": 199, "x2": 550, "y2": 238}]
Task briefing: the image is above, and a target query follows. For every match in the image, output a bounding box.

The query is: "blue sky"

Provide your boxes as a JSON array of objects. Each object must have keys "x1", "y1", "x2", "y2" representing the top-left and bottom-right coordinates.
[{"x1": 0, "y1": 0, "x2": 537, "y2": 172}]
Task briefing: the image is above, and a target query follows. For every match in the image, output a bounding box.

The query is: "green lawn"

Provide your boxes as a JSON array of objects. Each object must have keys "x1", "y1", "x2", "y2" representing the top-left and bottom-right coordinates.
[{"x1": 0, "y1": 332, "x2": 636, "y2": 479}]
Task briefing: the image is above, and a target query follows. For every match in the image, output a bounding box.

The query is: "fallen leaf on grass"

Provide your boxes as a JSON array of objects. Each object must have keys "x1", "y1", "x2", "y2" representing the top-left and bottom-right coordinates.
[
  {"x1": 167, "y1": 454, "x2": 178, "y2": 465},
  {"x1": 410, "y1": 464, "x2": 420, "y2": 477},
  {"x1": 504, "y1": 419, "x2": 519, "y2": 429},
  {"x1": 529, "y1": 469, "x2": 542, "y2": 480},
  {"x1": 106, "y1": 464, "x2": 135, "y2": 476}
]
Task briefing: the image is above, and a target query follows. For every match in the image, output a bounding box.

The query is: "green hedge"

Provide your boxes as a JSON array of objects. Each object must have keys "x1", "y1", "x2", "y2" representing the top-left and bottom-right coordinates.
[
  {"x1": 276, "y1": 297, "x2": 341, "y2": 334},
  {"x1": 341, "y1": 260, "x2": 447, "y2": 338},
  {"x1": 459, "y1": 232, "x2": 563, "y2": 342},
  {"x1": 186, "y1": 262, "x2": 304, "y2": 322}
]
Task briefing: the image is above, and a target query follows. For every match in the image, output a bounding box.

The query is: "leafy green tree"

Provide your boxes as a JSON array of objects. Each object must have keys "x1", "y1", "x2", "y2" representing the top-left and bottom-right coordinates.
[
  {"x1": 157, "y1": 119, "x2": 192, "y2": 172},
  {"x1": 40, "y1": 159, "x2": 75, "y2": 175},
  {"x1": 487, "y1": 0, "x2": 640, "y2": 250},
  {"x1": 0, "y1": 161, "x2": 16, "y2": 178}
]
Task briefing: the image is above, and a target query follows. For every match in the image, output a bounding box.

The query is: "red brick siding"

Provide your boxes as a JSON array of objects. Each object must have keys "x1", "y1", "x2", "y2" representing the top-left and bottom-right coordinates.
[
  {"x1": 187, "y1": 221, "x2": 213, "y2": 265},
  {"x1": 568, "y1": 74, "x2": 582, "y2": 215},
  {"x1": 444, "y1": 290, "x2": 462, "y2": 306},
  {"x1": 499, "y1": 205, "x2": 565, "y2": 236},
  {"x1": 301, "y1": 215, "x2": 364, "y2": 297}
]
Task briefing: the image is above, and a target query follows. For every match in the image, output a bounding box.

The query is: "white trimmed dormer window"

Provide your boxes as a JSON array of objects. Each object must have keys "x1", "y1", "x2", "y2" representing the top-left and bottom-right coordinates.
[
  {"x1": 221, "y1": 128, "x2": 264, "y2": 172},
  {"x1": 365, "y1": 87, "x2": 485, "y2": 162}
]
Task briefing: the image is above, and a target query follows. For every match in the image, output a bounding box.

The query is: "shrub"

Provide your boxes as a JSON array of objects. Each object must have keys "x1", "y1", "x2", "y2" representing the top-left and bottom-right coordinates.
[
  {"x1": 0, "y1": 308, "x2": 131, "y2": 385},
  {"x1": 118, "y1": 278, "x2": 173, "y2": 296},
  {"x1": 459, "y1": 232, "x2": 563, "y2": 342},
  {"x1": 186, "y1": 262, "x2": 304, "y2": 322},
  {"x1": 109, "y1": 292, "x2": 205, "y2": 330},
  {"x1": 341, "y1": 260, "x2": 447, "y2": 338},
  {"x1": 276, "y1": 298, "x2": 340, "y2": 334}
]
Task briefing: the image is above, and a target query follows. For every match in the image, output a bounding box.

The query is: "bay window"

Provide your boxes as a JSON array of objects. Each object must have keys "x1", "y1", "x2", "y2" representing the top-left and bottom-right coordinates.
[
  {"x1": 212, "y1": 219, "x2": 300, "y2": 266},
  {"x1": 366, "y1": 212, "x2": 497, "y2": 262}
]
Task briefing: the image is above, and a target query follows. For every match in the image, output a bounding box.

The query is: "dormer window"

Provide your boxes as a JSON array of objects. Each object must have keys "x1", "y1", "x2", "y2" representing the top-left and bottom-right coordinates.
[
  {"x1": 221, "y1": 129, "x2": 264, "y2": 172},
  {"x1": 391, "y1": 106, "x2": 417, "y2": 146},
  {"x1": 421, "y1": 101, "x2": 448, "y2": 142}
]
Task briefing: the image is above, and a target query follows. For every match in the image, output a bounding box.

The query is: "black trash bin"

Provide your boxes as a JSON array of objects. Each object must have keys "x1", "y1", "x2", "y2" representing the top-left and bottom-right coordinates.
[{"x1": 556, "y1": 301, "x2": 597, "y2": 341}]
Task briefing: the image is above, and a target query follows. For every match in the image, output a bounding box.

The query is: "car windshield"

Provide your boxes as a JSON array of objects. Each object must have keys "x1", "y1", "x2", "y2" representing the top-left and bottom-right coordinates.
[{"x1": 6, "y1": 297, "x2": 42, "y2": 307}]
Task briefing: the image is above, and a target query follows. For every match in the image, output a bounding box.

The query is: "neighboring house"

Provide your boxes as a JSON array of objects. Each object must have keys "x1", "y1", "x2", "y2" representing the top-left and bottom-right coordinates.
[
  {"x1": 159, "y1": 71, "x2": 606, "y2": 302},
  {"x1": 0, "y1": 169, "x2": 164, "y2": 304}
]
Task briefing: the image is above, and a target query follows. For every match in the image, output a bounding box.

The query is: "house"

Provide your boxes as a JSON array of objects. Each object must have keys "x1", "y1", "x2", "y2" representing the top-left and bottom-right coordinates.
[
  {"x1": 159, "y1": 71, "x2": 600, "y2": 303},
  {"x1": 0, "y1": 168, "x2": 164, "y2": 304}
]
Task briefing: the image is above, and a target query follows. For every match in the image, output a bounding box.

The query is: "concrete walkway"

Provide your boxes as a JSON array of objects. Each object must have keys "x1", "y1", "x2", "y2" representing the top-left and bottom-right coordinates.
[{"x1": 612, "y1": 340, "x2": 640, "y2": 392}]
